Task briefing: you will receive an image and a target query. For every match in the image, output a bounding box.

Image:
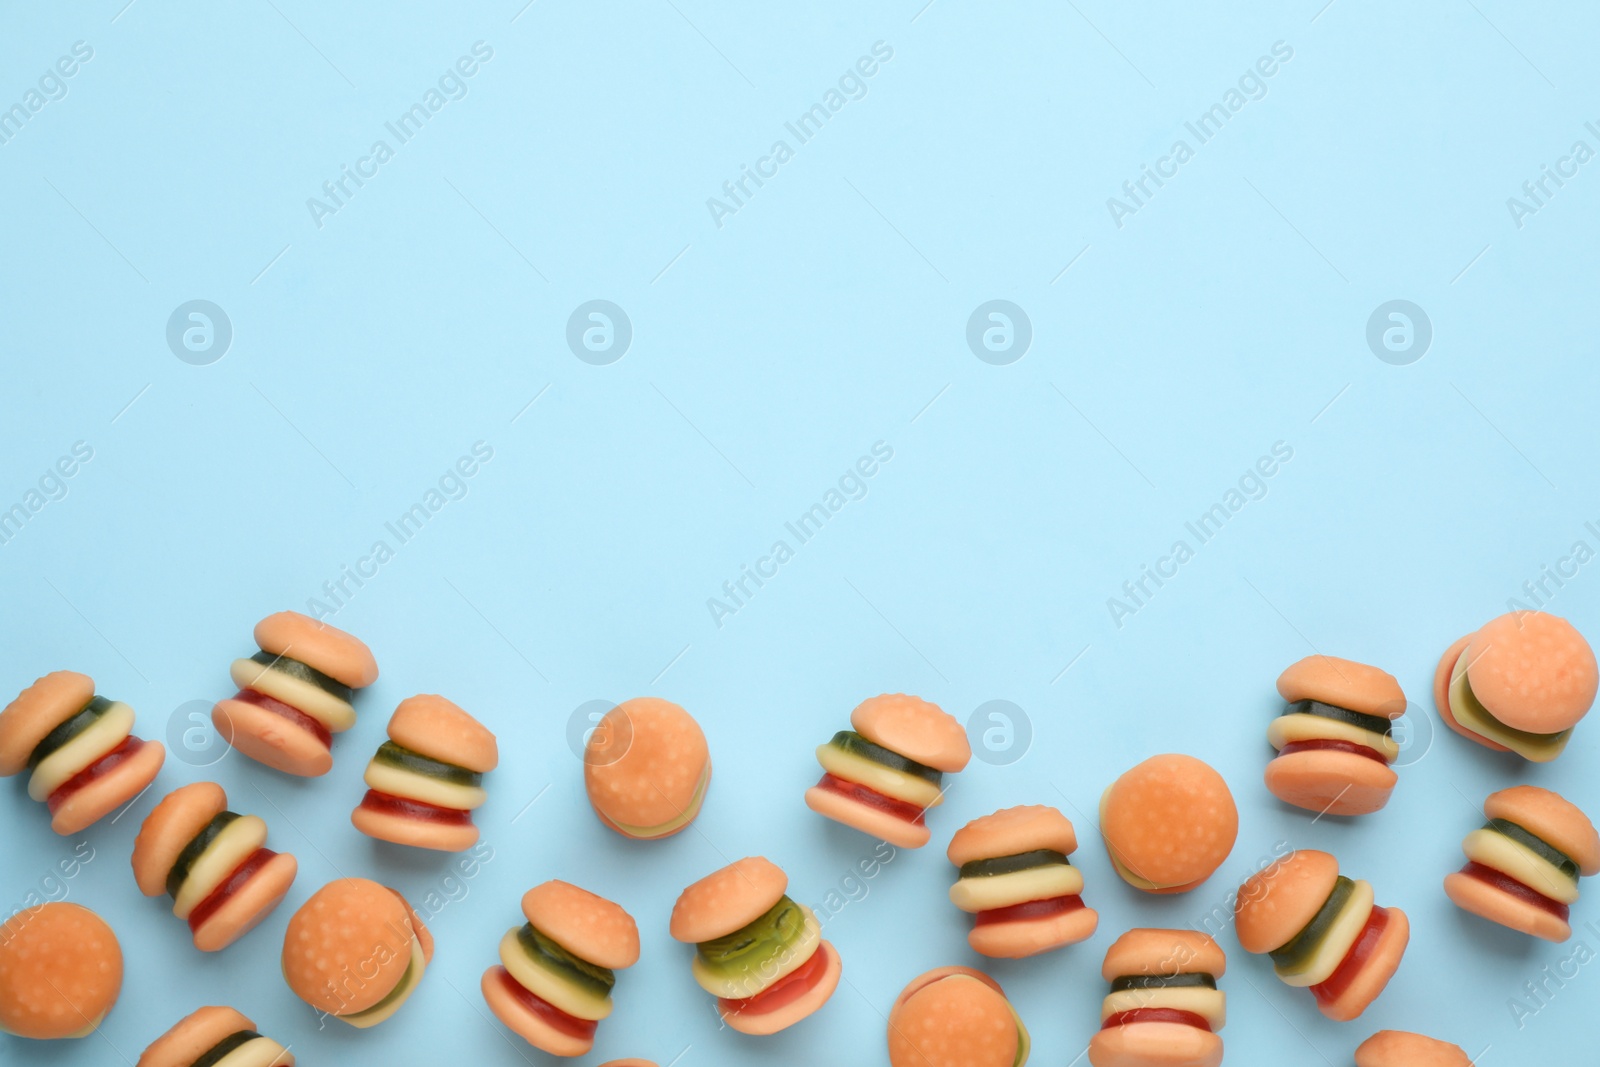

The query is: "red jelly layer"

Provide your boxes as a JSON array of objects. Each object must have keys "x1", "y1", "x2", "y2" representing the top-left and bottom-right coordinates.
[
  {"x1": 1311, "y1": 906, "x2": 1389, "y2": 1004},
  {"x1": 358, "y1": 789, "x2": 472, "y2": 826},
  {"x1": 975, "y1": 895, "x2": 1086, "y2": 927},
  {"x1": 1102, "y1": 1008, "x2": 1212, "y2": 1032},
  {"x1": 814, "y1": 773, "x2": 926, "y2": 826},
  {"x1": 187, "y1": 847, "x2": 278, "y2": 933},
  {"x1": 46, "y1": 737, "x2": 147, "y2": 814},
  {"x1": 718, "y1": 941, "x2": 831, "y2": 1017},
  {"x1": 232, "y1": 688, "x2": 332, "y2": 749},
  {"x1": 1460, "y1": 861, "x2": 1570, "y2": 921},
  {"x1": 493, "y1": 966, "x2": 596, "y2": 1040},
  {"x1": 1279, "y1": 739, "x2": 1389, "y2": 764}
]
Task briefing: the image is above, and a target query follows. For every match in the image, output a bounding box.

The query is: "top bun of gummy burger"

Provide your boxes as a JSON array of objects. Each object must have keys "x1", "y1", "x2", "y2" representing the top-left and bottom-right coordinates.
[
  {"x1": 887, "y1": 967, "x2": 1020, "y2": 1067},
  {"x1": 135, "y1": 1006, "x2": 288, "y2": 1067},
  {"x1": 1465, "y1": 612, "x2": 1597, "y2": 733},
  {"x1": 1354, "y1": 1030, "x2": 1472, "y2": 1067},
  {"x1": 254, "y1": 611, "x2": 379, "y2": 689},
  {"x1": 670, "y1": 857, "x2": 786, "y2": 944},
  {"x1": 388, "y1": 694, "x2": 498, "y2": 773},
  {"x1": 0, "y1": 902, "x2": 123, "y2": 1039},
  {"x1": 947, "y1": 805, "x2": 1076, "y2": 866},
  {"x1": 1234, "y1": 849, "x2": 1339, "y2": 954},
  {"x1": 131, "y1": 782, "x2": 229, "y2": 897},
  {"x1": 584, "y1": 697, "x2": 709, "y2": 838},
  {"x1": 522, "y1": 880, "x2": 640, "y2": 970},
  {"x1": 1101, "y1": 928, "x2": 1226, "y2": 980},
  {"x1": 1485, "y1": 785, "x2": 1600, "y2": 876},
  {"x1": 851, "y1": 694, "x2": 970, "y2": 772},
  {"x1": 1277, "y1": 656, "x2": 1406, "y2": 718},
  {"x1": 282, "y1": 879, "x2": 431, "y2": 1015}
]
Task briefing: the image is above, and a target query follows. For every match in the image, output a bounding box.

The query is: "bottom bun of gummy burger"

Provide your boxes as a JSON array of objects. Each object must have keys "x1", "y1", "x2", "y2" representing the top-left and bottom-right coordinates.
[
  {"x1": 281, "y1": 879, "x2": 431, "y2": 1027},
  {"x1": 887, "y1": 967, "x2": 1027, "y2": 1067},
  {"x1": 48, "y1": 737, "x2": 165, "y2": 836},
  {"x1": 350, "y1": 794, "x2": 480, "y2": 852},
  {"x1": 481, "y1": 965, "x2": 597, "y2": 1056},
  {"x1": 136, "y1": 1005, "x2": 294, "y2": 1067},
  {"x1": 1443, "y1": 869, "x2": 1570, "y2": 942},
  {"x1": 1309, "y1": 906, "x2": 1408, "y2": 1022},
  {"x1": 804, "y1": 780, "x2": 931, "y2": 848},
  {"x1": 718, "y1": 939, "x2": 841, "y2": 1035},
  {"x1": 968, "y1": 899, "x2": 1098, "y2": 958},
  {"x1": 1354, "y1": 1030, "x2": 1473, "y2": 1067},
  {"x1": 1264, "y1": 748, "x2": 1397, "y2": 817},
  {"x1": 213, "y1": 695, "x2": 334, "y2": 777},
  {"x1": 191, "y1": 850, "x2": 299, "y2": 953},
  {"x1": 1088, "y1": 1021, "x2": 1221, "y2": 1067}
]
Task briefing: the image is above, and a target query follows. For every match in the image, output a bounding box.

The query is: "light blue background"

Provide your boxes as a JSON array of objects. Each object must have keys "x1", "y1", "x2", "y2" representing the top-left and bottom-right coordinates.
[{"x1": 3, "y1": 2, "x2": 1599, "y2": 1064}]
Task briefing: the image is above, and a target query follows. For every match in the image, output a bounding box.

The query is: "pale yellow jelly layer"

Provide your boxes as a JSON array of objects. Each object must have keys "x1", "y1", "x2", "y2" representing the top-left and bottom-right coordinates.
[
  {"x1": 174, "y1": 815, "x2": 269, "y2": 919},
  {"x1": 815, "y1": 744, "x2": 942, "y2": 808},
  {"x1": 231, "y1": 659, "x2": 356, "y2": 733},
  {"x1": 210, "y1": 1035, "x2": 293, "y2": 1067},
  {"x1": 950, "y1": 864, "x2": 1083, "y2": 913},
  {"x1": 28, "y1": 702, "x2": 134, "y2": 800},
  {"x1": 1267, "y1": 713, "x2": 1399, "y2": 762},
  {"x1": 498, "y1": 927, "x2": 612, "y2": 1021},
  {"x1": 1101, "y1": 986, "x2": 1226, "y2": 1030},
  {"x1": 340, "y1": 937, "x2": 425, "y2": 1029},
  {"x1": 1463, "y1": 829, "x2": 1580, "y2": 904},
  {"x1": 364, "y1": 760, "x2": 485, "y2": 811},
  {"x1": 1449, "y1": 652, "x2": 1569, "y2": 761},
  {"x1": 1276, "y1": 879, "x2": 1374, "y2": 988}
]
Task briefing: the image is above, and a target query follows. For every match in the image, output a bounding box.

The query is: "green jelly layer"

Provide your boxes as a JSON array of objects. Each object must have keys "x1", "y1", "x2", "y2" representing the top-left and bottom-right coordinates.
[
  {"x1": 249, "y1": 649, "x2": 353, "y2": 702},
  {"x1": 827, "y1": 731, "x2": 942, "y2": 785},
  {"x1": 1108, "y1": 972, "x2": 1218, "y2": 993},
  {"x1": 166, "y1": 813, "x2": 239, "y2": 899},
  {"x1": 1485, "y1": 819, "x2": 1579, "y2": 879},
  {"x1": 958, "y1": 850, "x2": 1069, "y2": 879},
  {"x1": 695, "y1": 896, "x2": 809, "y2": 980},
  {"x1": 191, "y1": 1032, "x2": 262, "y2": 1067},
  {"x1": 1280, "y1": 699, "x2": 1392, "y2": 737},
  {"x1": 372, "y1": 741, "x2": 481, "y2": 787},
  {"x1": 1270, "y1": 876, "x2": 1355, "y2": 972},
  {"x1": 517, "y1": 923, "x2": 615, "y2": 998},
  {"x1": 26, "y1": 696, "x2": 114, "y2": 770}
]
